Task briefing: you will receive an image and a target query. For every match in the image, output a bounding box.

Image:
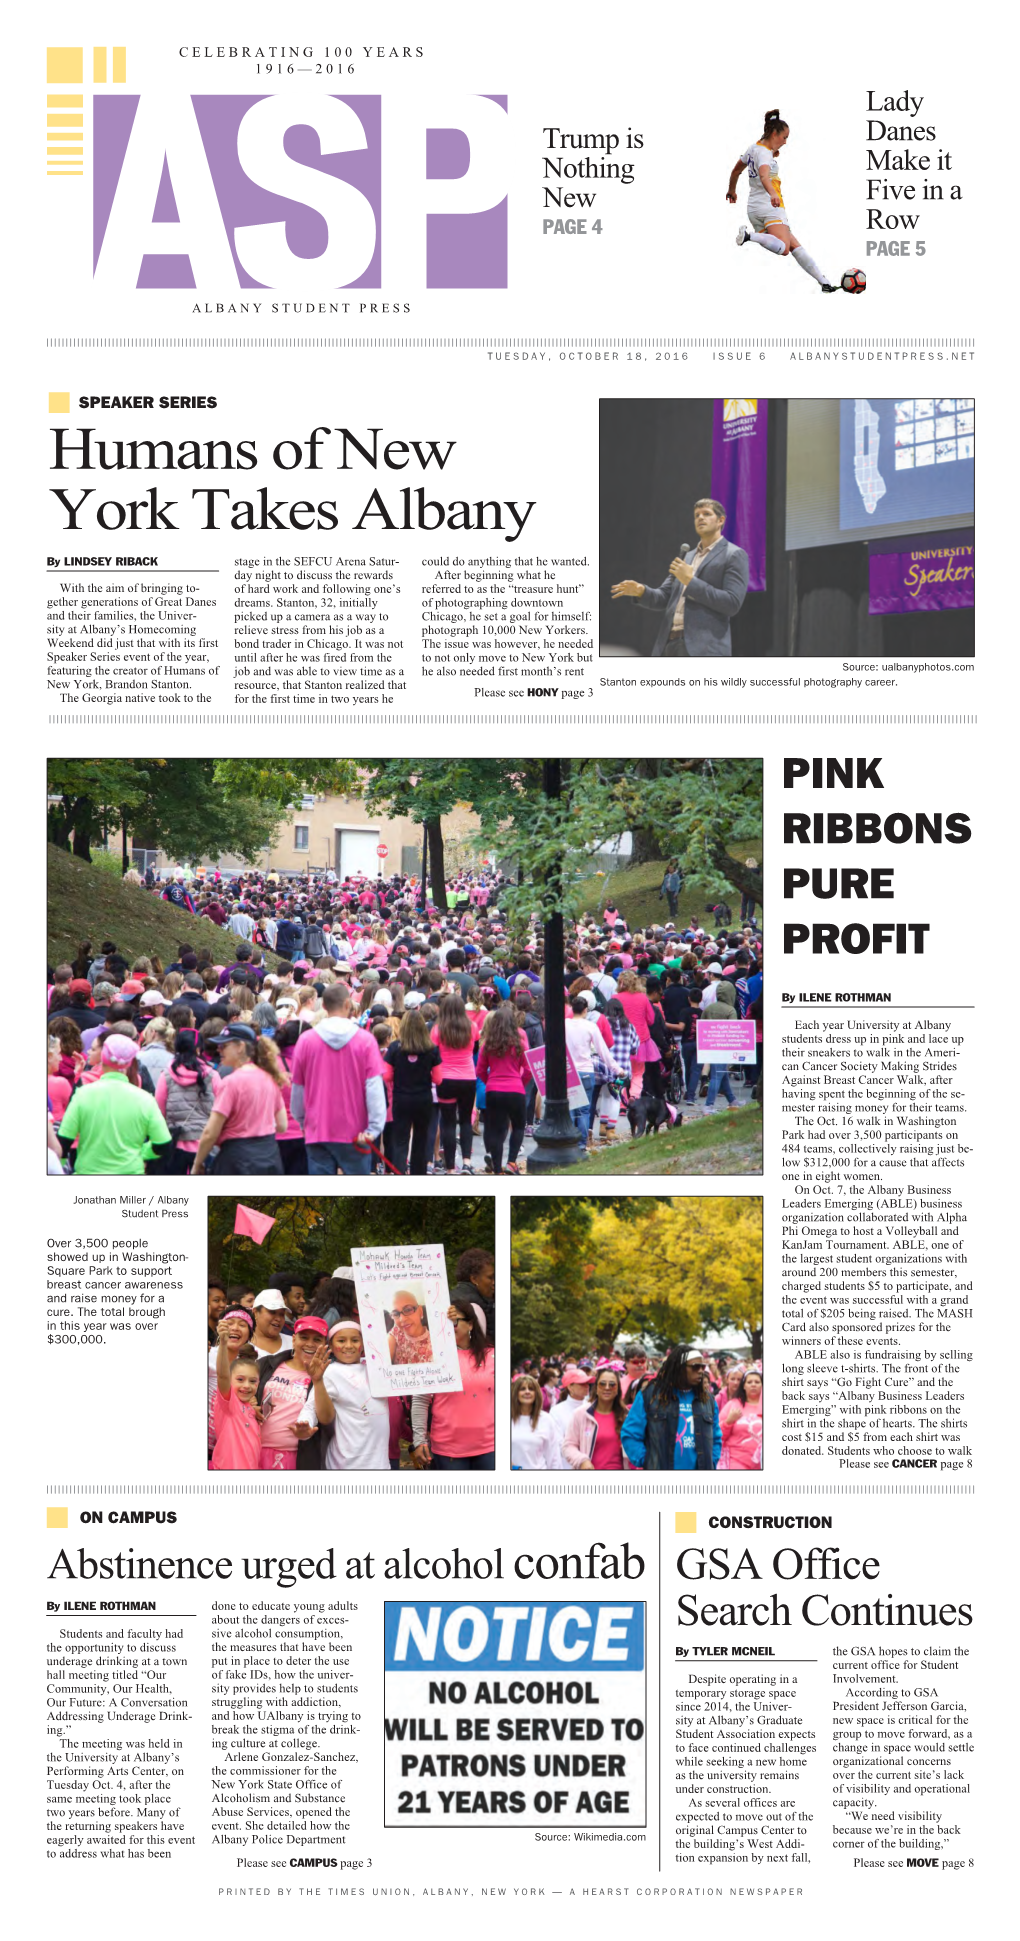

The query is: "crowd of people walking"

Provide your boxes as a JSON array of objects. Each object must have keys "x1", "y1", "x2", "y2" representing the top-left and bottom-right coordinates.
[{"x1": 48, "y1": 863, "x2": 761, "y2": 1175}]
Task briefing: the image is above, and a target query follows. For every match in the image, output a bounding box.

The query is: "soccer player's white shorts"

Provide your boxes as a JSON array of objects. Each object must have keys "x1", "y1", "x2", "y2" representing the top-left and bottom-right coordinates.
[{"x1": 748, "y1": 196, "x2": 790, "y2": 231}]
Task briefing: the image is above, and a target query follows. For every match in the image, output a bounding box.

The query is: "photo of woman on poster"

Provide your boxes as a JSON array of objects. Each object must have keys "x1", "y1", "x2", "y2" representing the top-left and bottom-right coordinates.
[{"x1": 386, "y1": 1288, "x2": 434, "y2": 1364}]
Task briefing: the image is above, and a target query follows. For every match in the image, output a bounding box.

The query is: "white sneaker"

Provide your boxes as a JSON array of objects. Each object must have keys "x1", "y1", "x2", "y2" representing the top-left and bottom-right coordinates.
[{"x1": 736, "y1": 224, "x2": 750, "y2": 246}]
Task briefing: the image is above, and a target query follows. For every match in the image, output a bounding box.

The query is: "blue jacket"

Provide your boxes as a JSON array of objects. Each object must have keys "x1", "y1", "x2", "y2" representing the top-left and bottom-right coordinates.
[
  {"x1": 621, "y1": 1384, "x2": 721, "y2": 1471},
  {"x1": 275, "y1": 918, "x2": 305, "y2": 958}
]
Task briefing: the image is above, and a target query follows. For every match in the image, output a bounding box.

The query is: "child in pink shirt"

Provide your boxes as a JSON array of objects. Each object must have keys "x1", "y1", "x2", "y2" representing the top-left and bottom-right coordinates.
[{"x1": 210, "y1": 1325, "x2": 261, "y2": 1471}]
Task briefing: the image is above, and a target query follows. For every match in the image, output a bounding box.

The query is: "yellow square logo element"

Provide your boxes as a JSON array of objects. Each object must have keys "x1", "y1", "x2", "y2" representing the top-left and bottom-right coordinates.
[
  {"x1": 49, "y1": 392, "x2": 70, "y2": 414},
  {"x1": 47, "y1": 48, "x2": 84, "y2": 84},
  {"x1": 47, "y1": 1506, "x2": 69, "y2": 1529},
  {"x1": 674, "y1": 1512, "x2": 697, "y2": 1534}
]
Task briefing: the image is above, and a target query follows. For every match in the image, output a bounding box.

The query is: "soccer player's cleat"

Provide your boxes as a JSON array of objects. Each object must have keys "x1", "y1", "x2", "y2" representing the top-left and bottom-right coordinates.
[
  {"x1": 736, "y1": 225, "x2": 750, "y2": 245},
  {"x1": 821, "y1": 282, "x2": 840, "y2": 293}
]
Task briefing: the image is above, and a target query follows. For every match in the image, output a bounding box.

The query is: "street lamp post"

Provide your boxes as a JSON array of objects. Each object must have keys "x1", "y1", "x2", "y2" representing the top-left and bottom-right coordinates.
[
  {"x1": 528, "y1": 759, "x2": 583, "y2": 1172},
  {"x1": 419, "y1": 822, "x2": 429, "y2": 914}
]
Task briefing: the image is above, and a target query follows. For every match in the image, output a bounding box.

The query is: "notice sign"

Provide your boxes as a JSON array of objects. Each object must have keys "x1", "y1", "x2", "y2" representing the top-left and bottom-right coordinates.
[
  {"x1": 696, "y1": 1019, "x2": 756, "y2": 1064},
  {"x1": 383, "y1": 1600, "x2": 647, "y2": 1827}
]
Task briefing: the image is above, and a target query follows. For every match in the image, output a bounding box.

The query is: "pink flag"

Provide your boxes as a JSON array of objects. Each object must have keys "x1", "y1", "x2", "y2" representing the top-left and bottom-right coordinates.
[{"x1": 234, "y1": 1204, "x2": 276, "y2": 1244}]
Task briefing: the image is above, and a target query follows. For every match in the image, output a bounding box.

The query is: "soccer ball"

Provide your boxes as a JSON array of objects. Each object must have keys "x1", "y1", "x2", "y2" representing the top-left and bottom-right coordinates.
[{"x1": 841, "y1": 268, "x2": 866, "y2": 295}]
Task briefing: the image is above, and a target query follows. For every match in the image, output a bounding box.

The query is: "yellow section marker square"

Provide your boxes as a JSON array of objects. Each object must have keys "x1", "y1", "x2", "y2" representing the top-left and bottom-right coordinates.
[
  {"x1": 674, "y1": 1512, "x2": 697, "y2": 1534},
  {"x1": 49, "y1": 393, "x2": 70, "y2": 413},
  {"x1": 47, "y1": 48, "x2": 83, "y2": 84},
  {"x1": 47, "y1": 1506, "x2": 69, "y2": 1529}
]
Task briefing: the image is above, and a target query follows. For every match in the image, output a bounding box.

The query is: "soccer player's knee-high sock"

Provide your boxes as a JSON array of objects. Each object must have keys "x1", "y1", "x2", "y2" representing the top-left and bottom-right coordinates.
[
  {"x1": 752, "y1": 231, "x2": 786, "y2": 256},
  {"x1": 791, "y1": 245, "x2": 828, "y2": 284}
]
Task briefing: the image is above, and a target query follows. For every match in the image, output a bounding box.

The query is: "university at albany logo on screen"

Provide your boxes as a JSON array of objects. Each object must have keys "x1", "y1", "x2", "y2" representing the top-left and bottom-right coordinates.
[{"x1": 91, "y1": 90, "x2": 509, "y2": 290}]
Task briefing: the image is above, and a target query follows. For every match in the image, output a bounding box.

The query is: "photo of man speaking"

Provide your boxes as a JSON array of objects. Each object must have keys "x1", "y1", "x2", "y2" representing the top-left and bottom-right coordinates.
[
  {"x1": 610, "y1": 498, "x2": 750, "y2": 658},
  {"x1": 600, "y1": 398, "x2": 974, "y2": 660}
]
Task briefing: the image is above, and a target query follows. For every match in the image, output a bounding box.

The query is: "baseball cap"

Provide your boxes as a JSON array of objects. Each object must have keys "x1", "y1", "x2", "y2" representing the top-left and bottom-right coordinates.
[
  {"x1": 561, "y1": 1366, "x2": 595, "y2": 1386},
  {"x1": 68, "y1": 978, "x2": 94, "y2": 997},
  {"x1": 253, "y1": 1290, "x2": 288, "y2": 1311},
  {"x1": 139, "y1": 990, "x2": 167, "y2": 1009},
  {"x1": 210, "y1": 1022, "x2": 257, "y2": 1046}
]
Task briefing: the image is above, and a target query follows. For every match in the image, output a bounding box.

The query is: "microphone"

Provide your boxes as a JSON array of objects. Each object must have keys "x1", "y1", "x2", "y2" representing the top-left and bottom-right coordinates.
[{"x1": 679, "y1": 542, "x2": 690, "y2": 559}]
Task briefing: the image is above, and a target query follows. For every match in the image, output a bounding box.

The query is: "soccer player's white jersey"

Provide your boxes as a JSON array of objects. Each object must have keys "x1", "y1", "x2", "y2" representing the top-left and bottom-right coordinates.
[{"x1": 742, "y1": 142, "x2": 786, "y2": 216}]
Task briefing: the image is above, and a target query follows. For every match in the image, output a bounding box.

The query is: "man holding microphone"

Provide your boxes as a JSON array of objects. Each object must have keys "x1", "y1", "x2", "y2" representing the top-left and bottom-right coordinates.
[{"x1": 611, "y1": 497, "x2": 749, "y2": 658}]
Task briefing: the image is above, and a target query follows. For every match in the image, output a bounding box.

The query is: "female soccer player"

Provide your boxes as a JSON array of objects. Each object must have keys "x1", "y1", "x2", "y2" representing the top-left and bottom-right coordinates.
[{"x1": 727, "y1": 110, "x2": 838, "y2": 291}]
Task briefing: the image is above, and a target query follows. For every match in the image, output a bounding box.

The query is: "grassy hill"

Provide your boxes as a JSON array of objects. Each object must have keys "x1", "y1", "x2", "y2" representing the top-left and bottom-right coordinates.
[
  {"x1": 47, "y1": 847, "x2": 283, "y2": 973},
  {"x1": 589, "y1": 848, "x2": 762, "y2": 935},
  {"x1": 536, "y1": 1103, "x2": 762, "y2": 1178}
]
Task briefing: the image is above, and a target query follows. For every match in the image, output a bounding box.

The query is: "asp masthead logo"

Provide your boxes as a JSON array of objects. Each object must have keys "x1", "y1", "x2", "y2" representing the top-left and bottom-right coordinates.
[{"x1": 92, "y1": 91, "x2": 509, "y2": 290}]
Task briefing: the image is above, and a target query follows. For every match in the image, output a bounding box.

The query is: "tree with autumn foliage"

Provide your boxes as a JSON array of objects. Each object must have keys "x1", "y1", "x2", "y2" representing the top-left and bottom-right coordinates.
[{"x1": 511, "y1": 1196, "x2": 762, "y2": 1362}]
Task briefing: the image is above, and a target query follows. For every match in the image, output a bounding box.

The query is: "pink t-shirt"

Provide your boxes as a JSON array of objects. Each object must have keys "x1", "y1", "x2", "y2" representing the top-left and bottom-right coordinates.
[
  {"x1": 290, "y1": 1027, "x2": 386, "y2": 1145},
  {"x1": 591, "y1": 1411, "x2": 624, "y2": 1471},
  {"x1": 431, "y1": 1026, "x2": 477, "y2": 1085},
  {"x1": 210, "y1": 1386, "x2": 261, "y2": 1471},
  {"x1": 48, "y1": 1075, "x2": 73, "y2": 1122},
  {"x1": 215, "y1": 1064, "x2": 282, "y2": 1141},
  {"x1": 428, "y1": 1347, "x2": 495, "y2": 1458},
  {"x1": 720, "y1": 1401, "x2": 763, "y2": 1471},
  {"x1": 260, "y1": 1364, "x2": 312, "y2": 1450}
]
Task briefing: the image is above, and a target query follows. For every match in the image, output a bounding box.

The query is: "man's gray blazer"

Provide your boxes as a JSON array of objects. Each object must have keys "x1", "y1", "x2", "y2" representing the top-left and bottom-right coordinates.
[{"x1": 637, "y1": 538, "x2": 750, "y2": 658}]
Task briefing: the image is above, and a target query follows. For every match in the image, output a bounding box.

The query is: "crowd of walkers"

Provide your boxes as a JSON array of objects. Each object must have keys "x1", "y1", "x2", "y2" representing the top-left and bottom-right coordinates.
[
  {"x1": 510, "y1": 1344, "x2": 763, "y2": 1472},
  {"x1": 207, "y1": 1247, "x2": 496, "y2": 1472},
  {"x1": 48, "y1": 861, "x2": 762, "y2": 1175}
]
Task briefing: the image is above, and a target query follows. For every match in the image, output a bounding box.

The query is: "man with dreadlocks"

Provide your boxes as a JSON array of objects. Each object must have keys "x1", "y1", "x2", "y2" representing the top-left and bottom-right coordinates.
[{"x1": 621, "y1": 1344, "x2": 722, "y2": 1471}]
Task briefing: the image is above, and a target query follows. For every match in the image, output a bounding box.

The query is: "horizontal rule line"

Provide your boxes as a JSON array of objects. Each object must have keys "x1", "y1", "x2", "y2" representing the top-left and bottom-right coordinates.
[
  {"x1": 46, "y1": 712, "x2": 979, "y2": 727},
  {"x1": 43, "y1": 336, "x2": 978, "y2": 349}
]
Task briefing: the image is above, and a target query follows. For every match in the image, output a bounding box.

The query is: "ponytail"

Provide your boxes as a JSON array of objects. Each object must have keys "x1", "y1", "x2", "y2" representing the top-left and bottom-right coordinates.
[
  {"x1": 254, "y1": 1035, "x2": 286, "y2": 1089},
  {"x1": 762, "y1": 108, "x2": 788, "y2": 137}
]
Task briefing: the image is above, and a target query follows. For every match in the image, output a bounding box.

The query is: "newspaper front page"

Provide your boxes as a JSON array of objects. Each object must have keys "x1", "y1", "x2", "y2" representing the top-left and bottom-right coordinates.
[{"x1": 14, "y1": 4, "x2": 1002, "y2": 1935}]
